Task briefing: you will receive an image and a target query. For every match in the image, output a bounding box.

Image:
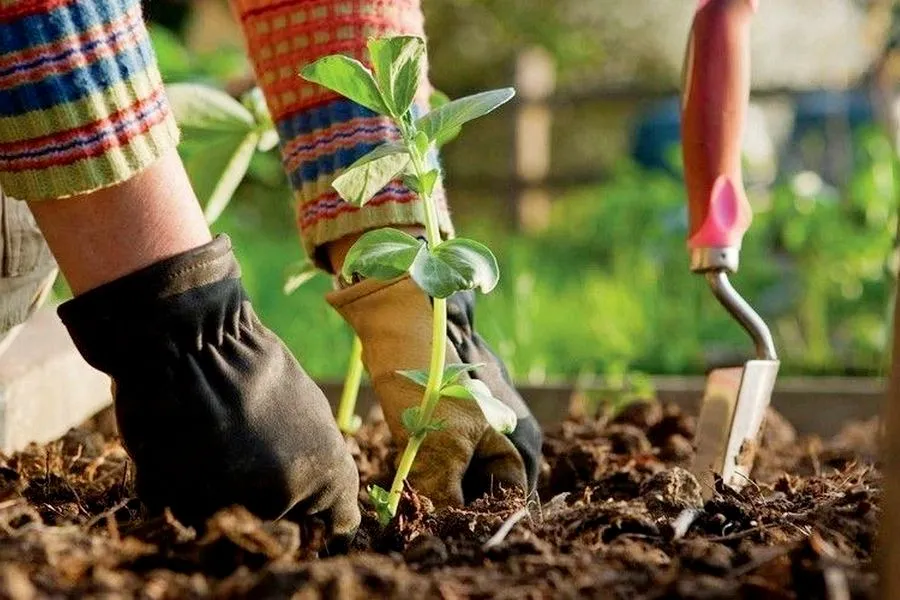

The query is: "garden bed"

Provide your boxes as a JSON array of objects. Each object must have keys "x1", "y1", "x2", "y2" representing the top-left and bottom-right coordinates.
[{"x1": 0, "y1": 401, "x2": 880, "y2": 598}]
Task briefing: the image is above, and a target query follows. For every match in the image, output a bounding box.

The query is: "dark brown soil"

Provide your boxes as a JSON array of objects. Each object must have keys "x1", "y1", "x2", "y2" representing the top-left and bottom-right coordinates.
[{"x1": 0, "y1": 402, "x2": 880, "y2": 599}]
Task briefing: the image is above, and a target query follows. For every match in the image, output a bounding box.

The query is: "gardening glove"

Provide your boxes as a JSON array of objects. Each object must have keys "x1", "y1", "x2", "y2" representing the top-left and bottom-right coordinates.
[
  {"x1": 58, "y1": 235, "x2": 360, "y2": 539},
  {"x1": 327, "y1": 276, "x2": 542, "y2": 507}
]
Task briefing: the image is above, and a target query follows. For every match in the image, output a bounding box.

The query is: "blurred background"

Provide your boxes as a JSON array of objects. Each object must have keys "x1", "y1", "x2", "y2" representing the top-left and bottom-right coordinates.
[{"x1": 141, "y1": 0, "x2": 900, "y2": 385}]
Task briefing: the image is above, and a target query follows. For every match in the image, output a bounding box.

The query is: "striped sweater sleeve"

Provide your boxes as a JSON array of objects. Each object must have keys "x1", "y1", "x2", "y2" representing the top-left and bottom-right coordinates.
[
  {"x1": 0, "y1": 0, "x2": 179, "y2": 200},
  {"x1": 230, "y1": 0, "x2": 453, "y2": 264}
]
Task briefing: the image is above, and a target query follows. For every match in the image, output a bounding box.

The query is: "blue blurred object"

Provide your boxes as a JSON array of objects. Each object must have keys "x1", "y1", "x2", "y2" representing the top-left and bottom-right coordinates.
[{"x1": 630, "y1": 97, "x2": 682, "y2": 175}]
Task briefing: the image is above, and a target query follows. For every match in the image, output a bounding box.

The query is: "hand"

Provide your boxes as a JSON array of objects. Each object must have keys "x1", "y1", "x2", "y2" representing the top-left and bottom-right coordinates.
[
  {"x1": 328, "y1": 276, "x2": 542, "y2": 506},
  {"x1": 59, "y1": 236, "x2": 360, "y2": 540}
]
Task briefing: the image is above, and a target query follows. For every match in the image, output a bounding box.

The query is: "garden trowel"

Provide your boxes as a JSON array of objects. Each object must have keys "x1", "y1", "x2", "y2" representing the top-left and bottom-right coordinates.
[{"x1": 680, "y1": 0, "x2": 779, "y2": 498}]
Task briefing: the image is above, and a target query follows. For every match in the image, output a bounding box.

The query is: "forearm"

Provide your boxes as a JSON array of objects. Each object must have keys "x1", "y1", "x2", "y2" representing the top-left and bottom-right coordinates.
[{"x1": 0, "y1": 0, "x2": 179, "y2": 201}]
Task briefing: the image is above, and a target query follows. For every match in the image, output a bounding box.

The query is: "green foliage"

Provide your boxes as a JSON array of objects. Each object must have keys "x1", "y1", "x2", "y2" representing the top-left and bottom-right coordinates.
[
  {"x1": 168, "y1": 83, "x2": 278, "y2": 224},
  {"x1": 441, "y1": 379, "x2": 518, "y2": 434},
  {"x1": 299, "y1": 55, "x2": 389, "y2": 115},
  {"x1": 332, "y1": 150, "x2": 411, "y2": 207},
  {"x1": 341, "y1": 228, "x2": 425, "y2": 281},
  {"x1": 367, "y1": 36, "x2": 425, "y2": 118},
  {"x1": 416, "y1": 88, "x2": 515, "y2": 146},
  {"x1": 368, "y1": 484, "x2": 394, "y2": 525}
]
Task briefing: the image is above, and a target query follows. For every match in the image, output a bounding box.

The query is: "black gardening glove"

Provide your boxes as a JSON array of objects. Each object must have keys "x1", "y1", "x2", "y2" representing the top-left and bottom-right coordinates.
[
  {"x1": 58, "y1": 236, "x2": 360, "y2": 539},
  {"x1": 446, "y1": 290, "x2": 542, "y2": 495}
]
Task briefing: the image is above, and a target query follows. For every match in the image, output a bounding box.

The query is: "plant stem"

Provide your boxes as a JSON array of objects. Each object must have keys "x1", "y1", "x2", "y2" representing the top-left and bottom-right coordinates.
[
  {"x1": 336, "y1": 335, "x2": 364, "y2": 433},
  {"x1": 386, "y1": 127, "x2": 448, "y2": 516}
]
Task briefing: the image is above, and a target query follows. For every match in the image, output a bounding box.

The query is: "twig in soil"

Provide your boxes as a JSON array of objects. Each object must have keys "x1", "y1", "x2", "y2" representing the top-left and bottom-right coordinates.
[
  {"x1": 704, "y1": 523, "x2": 767, "y2": 543},
  {"x1": 85, "y1": 497, "x2": 135, "y2": 529},
  {"x1": 731, "y1": 544, "x2": 794, "y2": 578},
  {"x1": 482, "y1": 507, "x2": 529, "y2": 551}
]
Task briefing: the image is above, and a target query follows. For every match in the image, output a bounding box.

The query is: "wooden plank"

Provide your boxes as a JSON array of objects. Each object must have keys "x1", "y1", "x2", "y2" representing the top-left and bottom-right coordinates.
[{"x1": 319, "y1": 375, "x2": 884, "y2": 436}]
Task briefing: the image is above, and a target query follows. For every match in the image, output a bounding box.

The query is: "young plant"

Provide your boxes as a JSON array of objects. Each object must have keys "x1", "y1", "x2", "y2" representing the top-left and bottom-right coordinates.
[{"x1": 301, "y1": 36, "x2": 518, "y2": 523}]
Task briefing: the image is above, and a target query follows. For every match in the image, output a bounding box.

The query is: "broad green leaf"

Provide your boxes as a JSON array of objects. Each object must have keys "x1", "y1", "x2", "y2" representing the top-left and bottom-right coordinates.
[
  {"x1": 368, "y1": 484, "x2": 394, "y2": 524},
  {"x1": 367, "y1": 36, "x2": 425, "y2": 118},
  {"x1": 416, "y1": 88, "x2": 515, "y2": 146},
  {"x1": 402, "y1": 174, "x2": 421, "y2": 193},
  {"x1": 332, "y1": 152, "x2": 411, "y2": 206},
  {"x1": 167, "y1": 83, "x2": 256, "y2": 133},
  {"x1": 421, "y1": 169, "x2": 439, "y2": 196},
  {"x1": 283, "y1": 260, "x2": 318, "y2": 295},
  {"x1": 440, "y1": 363, "x2": 483, "y2": 386},
  {"x1": 443, "y1": 379, "x2": 517, "y2": 434},
  {"x1": 414, "y1": 130, "x2": 430, "y2": 156},
  {"x1": 300, "y1": 56, "x2": 390, "y2": 115},
  {"x1": 183, "y1": 131, "x2": 259, "y2": 225},
  {"x1": 429, "y1": 89, "x2": 451, "y2": 110},
  {"x1": 346, "y1": 141, "x2": 409, "y2": 169},
  {"x1": 409, "y1": 238, "x2": 500, "y2": 298},
  {"x1": 397, "y1": 363, "x2": 483, "y2": 389},
  {"x1": 150, "y1": 27, "x2": 193, "y2": 82},
  {"x1": 397, "y1": 368, "x2": 429, "y2": 388},
  {"x1": 341, "y1": 228, "x2": 425, "y2": 282}
]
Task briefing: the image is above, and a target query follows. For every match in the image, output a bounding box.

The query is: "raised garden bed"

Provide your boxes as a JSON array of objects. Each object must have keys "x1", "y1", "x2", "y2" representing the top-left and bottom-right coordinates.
[{"x1": 0, "y1": 397, "x2": 880, "y2": 598}]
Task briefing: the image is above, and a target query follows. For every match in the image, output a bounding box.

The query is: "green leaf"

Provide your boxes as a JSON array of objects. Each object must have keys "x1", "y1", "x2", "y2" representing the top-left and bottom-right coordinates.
[
  {"x1": 332, "y1": 152, "x2": 411, "y2": 206},
  {"x1": 443, "y1": 379, "x2": 518, "y2": 434},
  {"x1": 341, "y1": 228, "x2": 425, "y2": 282},
  {"x1": 367, "y1": 36, "x2": 425, "y2": 118},
  {"x1": 421, "y1": 169, "x2": 439, "y2": 196},
  {"x1": 416, "y1": 88, "x2": 515, "y2": 146},
  {"x1": 167, "y1": 83, "x2": 256, "y2": 133},
  {"x1": 300, "y1": 55, "x2": 390, "y2": 116},
  {"x1": 241, "y1": 87, "x2": 273, "y2": 127},
  {"x1": 400, "y1": 407, "x2": 445, "y2": 435},
  {"x1": 402, "y1": 174, "x2": 421, "y2": 193},
  {"x1": 182, "y1": 131, "x2": 260, "y2": 225},
  {"x1": 397, "y1": 368, "x2": 429, "y2": 388},
  {"x1": 348, "y1": 141, "x2": 409, "y2": 169},
  {"x1": 440, "y1": 363, "x2": 483, "y2": 386},
  {"x1": 414, "y1": 130, "x2": 430, "y2": 156},
  {"x1": 409, "y1": 237, "x2": 500, "y2": 298},
  {"x1": 283, "y1": 260, "x2": 318, "y2": 295},
  {"x1": 368, "y1": 484, "x2": 394, "y2": 525},
  {"x1": 397, "y1": 363, "x2": 483, "y2": 389},
  {"x1": 429, "y1": 89, "x2": 451, "y2": 110},
  {"x1": 256, "y1": 128, "x2": 279, "y2": 152}
]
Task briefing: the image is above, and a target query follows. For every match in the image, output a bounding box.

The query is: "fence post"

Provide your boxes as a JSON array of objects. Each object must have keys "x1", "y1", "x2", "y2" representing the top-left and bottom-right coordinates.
[{"x1": 512, "y1": 47, "x2": 556, "y2": 232}]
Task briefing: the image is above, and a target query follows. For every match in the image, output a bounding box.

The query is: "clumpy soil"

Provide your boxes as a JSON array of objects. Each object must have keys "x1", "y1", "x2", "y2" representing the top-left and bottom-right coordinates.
[{"x1": 0, "y1": 401, "x2": 880, "y2": 599}]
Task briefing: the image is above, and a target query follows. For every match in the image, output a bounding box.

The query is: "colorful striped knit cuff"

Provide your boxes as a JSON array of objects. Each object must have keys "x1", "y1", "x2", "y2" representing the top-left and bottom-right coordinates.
[
  {"x1": 231, "y1": 0, "x2": 453, "y2": 264},
  {"x1": 0, "y1": 0, "x2": 179, "y2": 201}
]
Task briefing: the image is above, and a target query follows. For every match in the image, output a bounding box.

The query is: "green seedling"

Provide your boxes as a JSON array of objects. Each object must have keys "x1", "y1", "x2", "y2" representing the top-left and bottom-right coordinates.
[{"x1": 301, "y1": 35, "x2": 518, "y2": 523}]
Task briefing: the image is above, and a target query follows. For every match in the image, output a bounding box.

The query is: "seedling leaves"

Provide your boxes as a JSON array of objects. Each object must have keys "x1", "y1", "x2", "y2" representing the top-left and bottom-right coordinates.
[
  {"x1": 400, "y1": 407, "x2": 446, "y2": 436},
  {"x1": 341, "y1": 228, "x2": 425, "y2": 282},
  {"x1": 417, "y1": 88, "x2": 515, "y2": 146},
  {"x1": 442, "y1": 379, "x2": 518, "y2": 434},
  {"x1": 300, "y1": 56, "x2": 390, "y2": 116},
  {"x1": 397, "y1": 363, "x2": 483, "y2": 389},
  {"x1": 368, "y1": 484, "x2": 394, "y2": 525},
  {"x1": 367, "y1": 36, "x2": 425, "y2": 118},
  {"x1": 410, "y1": 237, "x2": 500, "y2": 298},
  {"x1": 420, "y1": 169, "x2": 439, "y2": 196},
  {"x1": 283, "y1": 259, "x2": 318, "y2": 295}
]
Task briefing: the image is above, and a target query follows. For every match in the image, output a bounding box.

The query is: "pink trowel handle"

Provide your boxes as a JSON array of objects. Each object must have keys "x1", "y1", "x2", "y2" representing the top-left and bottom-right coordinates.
[{"x1": 681, "y1": 0, "x2": 756, "y2": 251}]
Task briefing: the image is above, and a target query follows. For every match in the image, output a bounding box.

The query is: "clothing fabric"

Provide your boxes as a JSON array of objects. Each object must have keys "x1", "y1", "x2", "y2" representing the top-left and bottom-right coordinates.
[
  {"x1": 230, "y1": 0, "x2": 453, "y2": 262},
  {"x1": 0, "y1": 0, "x2": 179, "y2": 200}
]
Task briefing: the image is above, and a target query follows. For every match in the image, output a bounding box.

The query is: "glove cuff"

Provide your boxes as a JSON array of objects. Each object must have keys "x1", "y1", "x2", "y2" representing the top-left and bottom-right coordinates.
[{"x1": 58, "y1": 235, "x2": 245, "y2": 374}]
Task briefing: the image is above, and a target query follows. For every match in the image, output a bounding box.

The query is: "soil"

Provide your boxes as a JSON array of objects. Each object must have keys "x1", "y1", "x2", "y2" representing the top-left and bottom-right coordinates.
[{"x1": 0, "y1": 401, "x2": 880, "y2": 599}]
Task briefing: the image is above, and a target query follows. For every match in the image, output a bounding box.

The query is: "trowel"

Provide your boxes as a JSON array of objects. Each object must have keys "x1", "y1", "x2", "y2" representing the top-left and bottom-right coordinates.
[{"x1": 680, "y1": 0, "x2": 780, "y2": 498}]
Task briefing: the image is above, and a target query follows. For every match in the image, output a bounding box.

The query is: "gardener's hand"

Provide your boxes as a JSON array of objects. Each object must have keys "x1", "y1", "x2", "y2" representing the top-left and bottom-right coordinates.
[
  {"x1": 59, "y1": 236, "x2": 360, "y2": 541},
  {"x1": 328, "y1": 276, "x2": 542, "y2": 506}
]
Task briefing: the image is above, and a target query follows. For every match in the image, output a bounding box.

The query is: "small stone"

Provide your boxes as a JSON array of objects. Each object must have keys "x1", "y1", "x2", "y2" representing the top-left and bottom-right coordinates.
[
  {"x1": 605, "y1": 424, "x2": 652, "y2": 455},
  {"x1": 640, "y1": 467, "x2": 703, "y2": 517}
]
